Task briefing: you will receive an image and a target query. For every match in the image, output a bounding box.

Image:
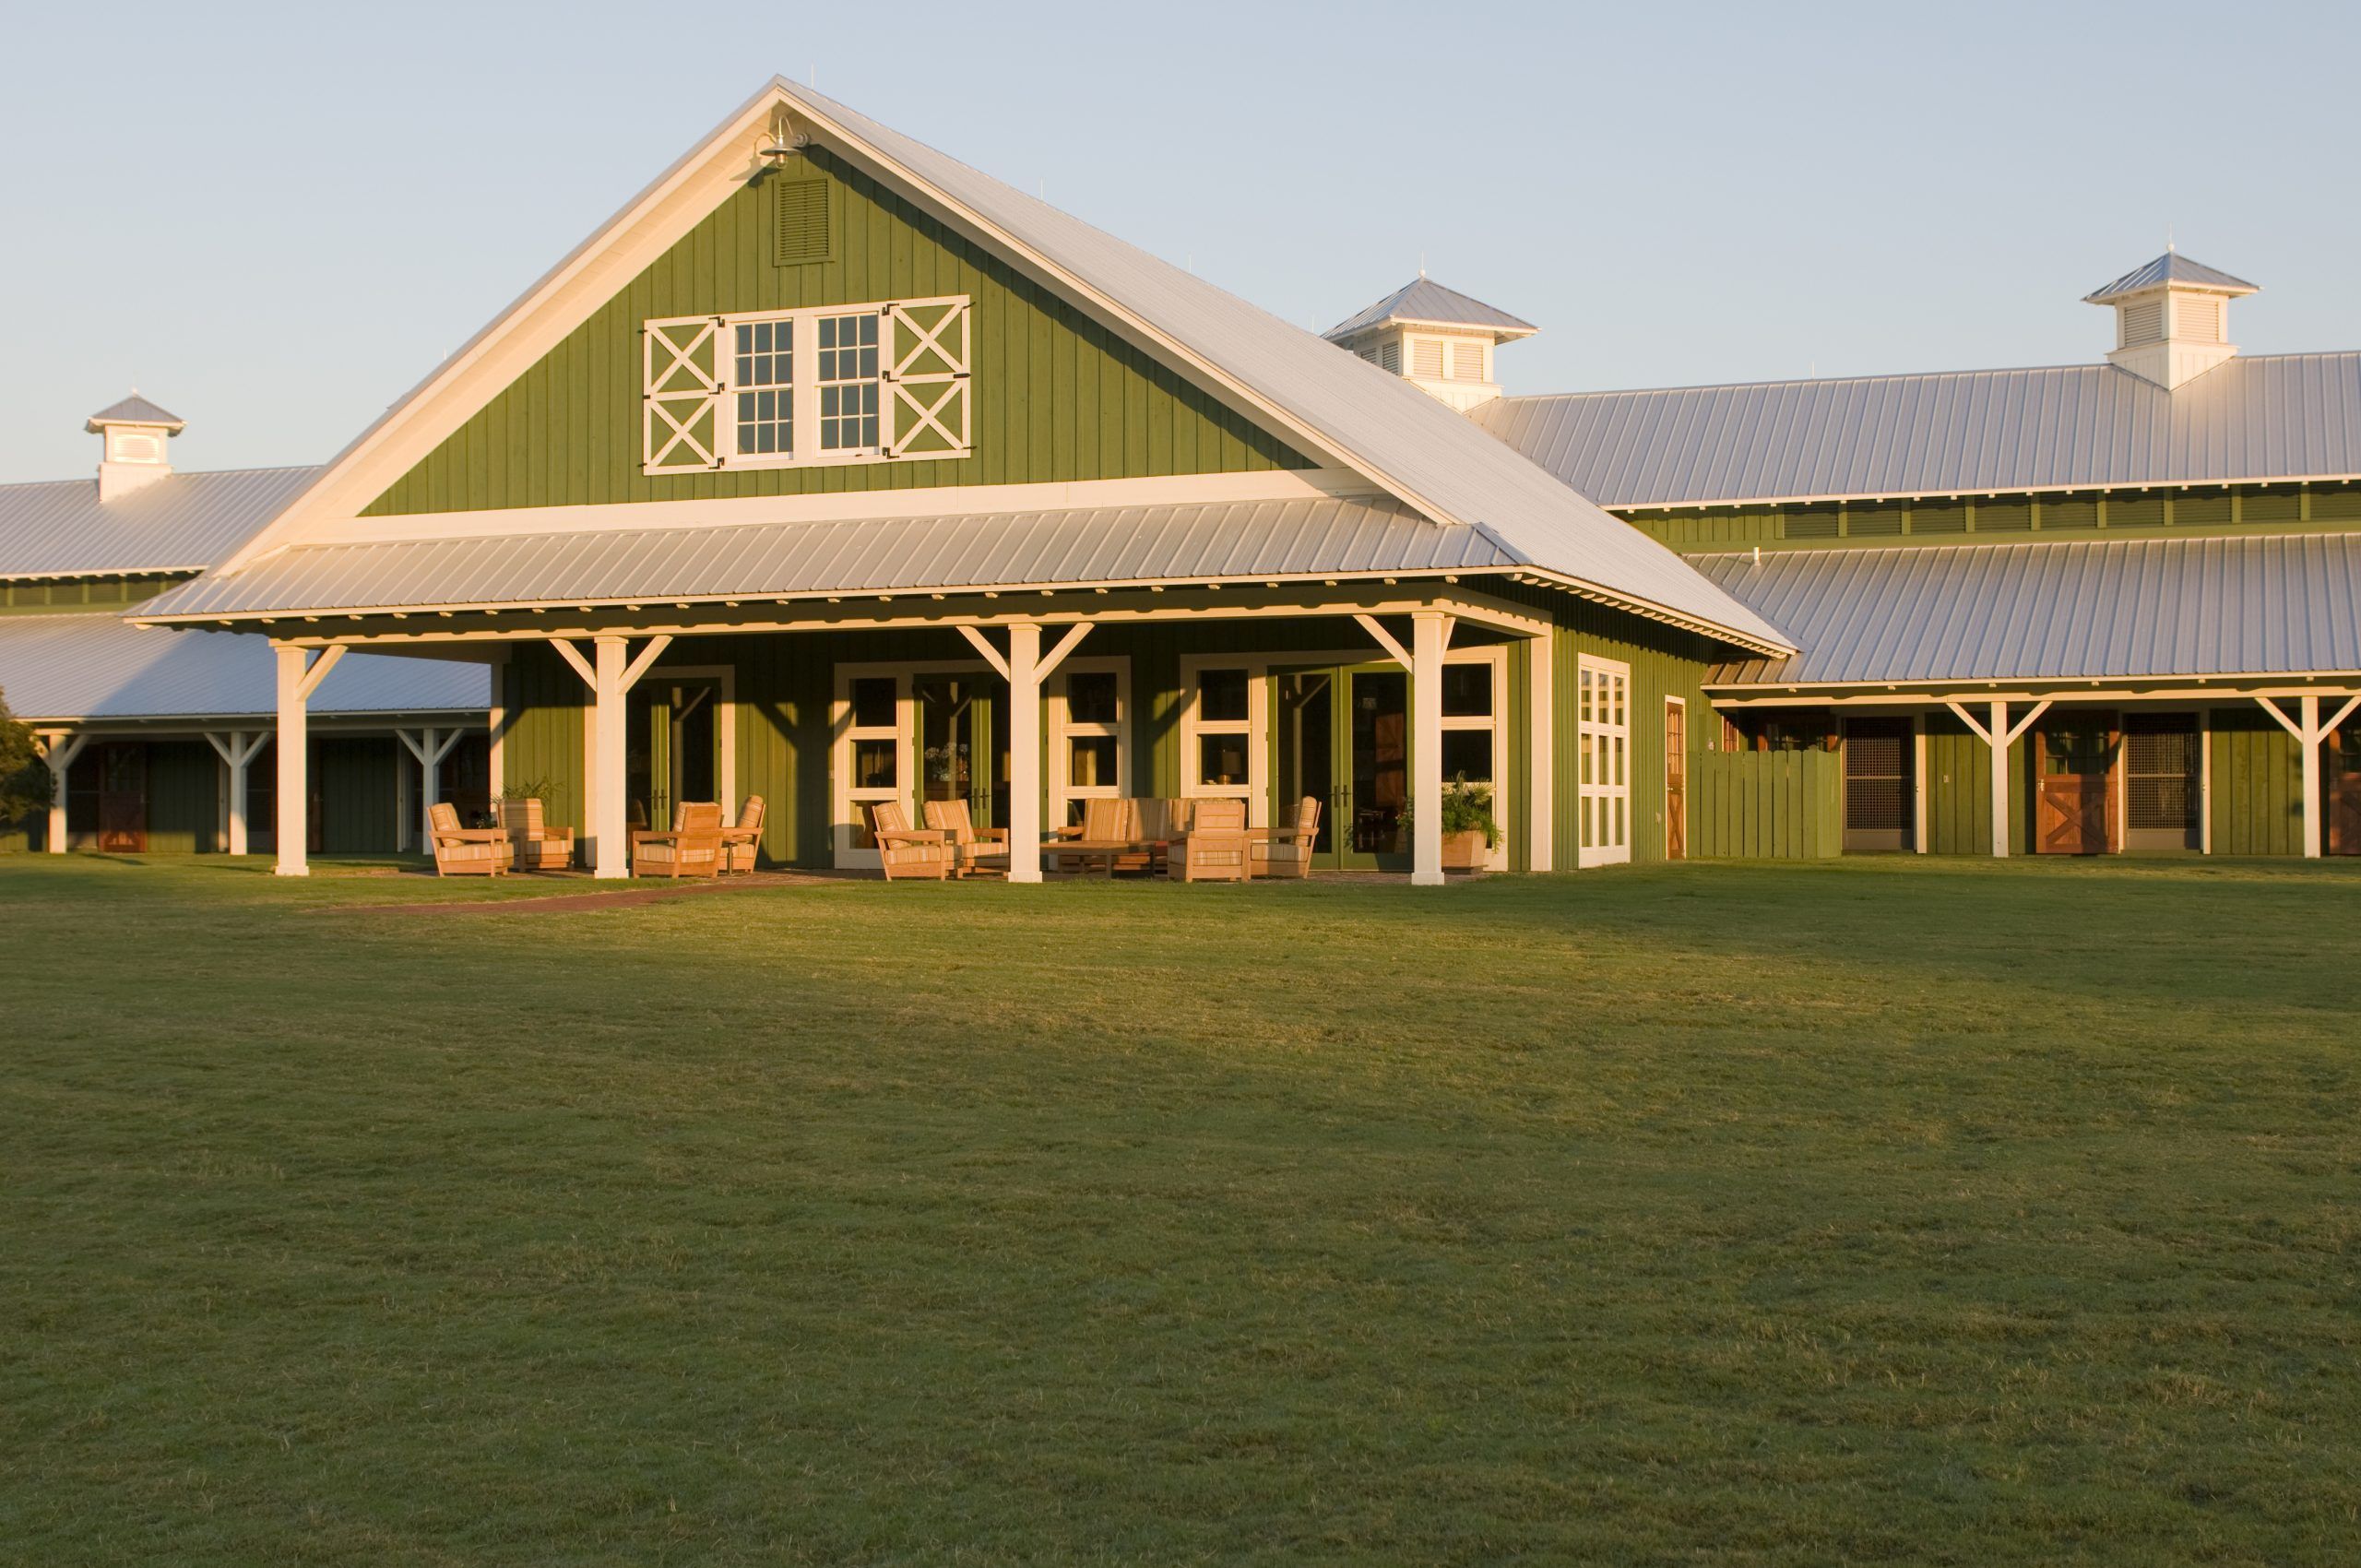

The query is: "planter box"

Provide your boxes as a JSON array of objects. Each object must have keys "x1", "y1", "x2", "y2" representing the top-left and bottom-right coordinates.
[{"x1": 1442, "y1": 830, "x2": 1490, "y2": 870}]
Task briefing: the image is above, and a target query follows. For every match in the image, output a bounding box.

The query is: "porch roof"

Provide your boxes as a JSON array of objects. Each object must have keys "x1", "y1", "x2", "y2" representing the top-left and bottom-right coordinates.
[
  {"x1": 1697, "y1": 532, "x2": 2361, "y2": 689},
  {"x1": 0, "y1": 612, "x2": 487, "y2": 723},
  {"x1": 134, "y1": 495, "x2": 1520, "y2": 621}
]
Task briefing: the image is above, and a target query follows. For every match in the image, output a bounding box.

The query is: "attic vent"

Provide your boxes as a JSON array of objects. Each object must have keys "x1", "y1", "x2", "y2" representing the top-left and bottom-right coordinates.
[
  {"x1": 1378, "y1": 340, "x2": 1402, "y2": 374},
  {"x1": 1448, "y1": 340, "x2": 1487, "y2": 381},
  {"x1": 2119, "y1": 300, "x2": 2165, "y2": 348},
  {"x1": 773, "y1": 179, "x2": 831, "y2": 267},
  {"x1": 1358, "y1": 347, "x2": 1379, "y2": 365},
  {"x1": 1411, "y1": 339, "x2": 1445, "y2": 379},
  {"x1": 2173, "y1": 294, "x2": 2223, "y2": 342}
]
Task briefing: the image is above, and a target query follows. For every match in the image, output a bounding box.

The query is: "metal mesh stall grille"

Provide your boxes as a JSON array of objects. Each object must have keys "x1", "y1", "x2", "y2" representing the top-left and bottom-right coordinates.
[
  {"x1": 1844, "y1": 726, "x2": 1910, "y2": 831},
  {"x1": 2125, "y1": 717, "x2": 2198, "y2": 831}
]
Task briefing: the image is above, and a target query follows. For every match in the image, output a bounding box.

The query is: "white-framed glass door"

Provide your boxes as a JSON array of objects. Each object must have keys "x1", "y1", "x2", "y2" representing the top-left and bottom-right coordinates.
[
  {"x1": 832, "y1": 667, "x2": 911, "y2": 869},
  {"x1": 1577, "y1": 653, "x2": 1631, "y2": 867},
  {"x1": 1050, "y1": 657, "x2": 1131, "y2": 827}
]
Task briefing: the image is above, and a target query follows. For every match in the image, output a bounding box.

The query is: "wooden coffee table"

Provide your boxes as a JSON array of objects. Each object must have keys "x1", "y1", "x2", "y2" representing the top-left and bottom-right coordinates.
[{"x1": 1044, "y1": 837, "x2": 1166, "y2": 876}]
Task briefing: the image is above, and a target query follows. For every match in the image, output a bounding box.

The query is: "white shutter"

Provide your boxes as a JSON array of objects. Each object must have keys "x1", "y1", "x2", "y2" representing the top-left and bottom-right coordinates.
[
  {"x1": 1450, "y1": 339, "x2": 1487, "y2": 381},
  {"x1": 643, "y1": 315, "x2": 723, "y2": 473},
  {"x1": 1411, "y1": 338, "x2": 1445, "y2": 379},
  {"x1": 883, "y1": 295, "x2": 972, "y2": 460}
]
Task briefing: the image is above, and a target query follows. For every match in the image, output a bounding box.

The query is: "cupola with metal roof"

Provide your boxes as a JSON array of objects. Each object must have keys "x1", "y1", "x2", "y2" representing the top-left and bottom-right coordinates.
[
  {"x1": 86, "y1": 392, "x2": 186, "y2": 502},
  {"x1": 2084, "y1": 250, "x2": 2258, "y2": 391},
  {"x1": 1323, "y1": 275, "x2": 1537, "y2": 412}
]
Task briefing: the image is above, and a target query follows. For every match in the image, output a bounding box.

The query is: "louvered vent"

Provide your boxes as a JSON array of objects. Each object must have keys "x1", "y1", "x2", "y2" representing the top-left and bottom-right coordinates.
[
  {"x1": 2172, "y1": 294, "x2": 2223, "y2": 342},
  {"x1": 1448, "y1": 340, "x2": 1487, "y2": 381},
  {"x1": 773, "y1": 179, "x2": 831, "y2": 267},
  {"x1": 2119, "y1": 300, "x2": 2165, "y2": 347},
  {"x1": 1358, "y1": 347, "x2": 1380, "y2": 365},
  {"x1": 1378, "y1": 340, "x2": 1402, "y2": 374},
  {"x1": 1412, "y1": 339, "x2": 1445, "y2": 379}
]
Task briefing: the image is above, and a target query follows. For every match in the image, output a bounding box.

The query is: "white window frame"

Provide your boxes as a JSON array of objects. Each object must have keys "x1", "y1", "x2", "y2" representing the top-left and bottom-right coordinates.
[
  {"x1": 831, "y1": 665, "x2": 914, "y2": 870},
  {"x1": 645, "y1": 294, "x2": 970, "y2": 476},
  {"x1": 1050, "y1": 657, "x2": 1131, "y2": 827},
  {"x1": 1182, "y1": 646, "x2": 1511, "y2": 860},
  {"x1": 1577, "y1": 653, "x2": 1631, "y2": 868}
]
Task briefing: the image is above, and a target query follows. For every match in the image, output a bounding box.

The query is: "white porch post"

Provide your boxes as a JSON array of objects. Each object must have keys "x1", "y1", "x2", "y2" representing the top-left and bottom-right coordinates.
[
  {"x1": 592, "y1": 636, "x2": 630, "y2": 878},
  {"x1": 2300, "y1": 695, "x2": 2323, "y2": 860},
  {"x1": 273, "y1": 644, "x2": 346, "y2": 876},
  {"x1": 1987, "y1": 699, "x2": 2011, "y2": 859},
  {"x1": 1410, "y1": 610, "x2": 1452, "y2": 886},
  {"x1": 1526, "y1": 635, "x2": 1554, "y2": 873},
  {"x1": 1006, "y1": 622, "x2": 1044, "y2": 884},
  {"x1": 38, "y1": 731, "x2": 87, "y2": 854},
  {"x1": 204, "y1": 731, "x2": 267, "y2": 856},
  {"x1": 397, "y1": 727, "x2": 466, "y2": 849}
]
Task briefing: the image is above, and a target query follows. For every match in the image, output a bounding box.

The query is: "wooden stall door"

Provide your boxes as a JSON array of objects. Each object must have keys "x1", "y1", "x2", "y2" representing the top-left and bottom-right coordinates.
[
  {"x1": 2036, "y1": 712, "x2": 2118, "y2": 855},
  {"x1": 1665, "y1": 699, "x2": 1687, "y2": 860},
  {"x1": 97, "y1": 743, "x2": 148, "y2": 853},
  {"x1": 2330, "y1": 722, "x2": 2361, "y2": 856}
]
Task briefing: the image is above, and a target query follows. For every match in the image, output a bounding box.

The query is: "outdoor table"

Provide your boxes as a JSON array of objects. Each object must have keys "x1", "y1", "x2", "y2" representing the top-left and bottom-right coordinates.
[{"x1": 1043, "y1": 837, "x2": 1167, "y2": 876}]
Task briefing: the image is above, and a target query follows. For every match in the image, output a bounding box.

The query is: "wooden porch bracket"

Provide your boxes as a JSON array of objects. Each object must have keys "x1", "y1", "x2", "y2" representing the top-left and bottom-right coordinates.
[
  {"x1": 1945, "y1": 697, "x2": 2050, "y2": 859},
  {"x1": 34, "y1": 731, "x2": 89, "y2": 854},
  {"x1": 2258, "y1": 694, "x2": 2361, "y2": 858}
]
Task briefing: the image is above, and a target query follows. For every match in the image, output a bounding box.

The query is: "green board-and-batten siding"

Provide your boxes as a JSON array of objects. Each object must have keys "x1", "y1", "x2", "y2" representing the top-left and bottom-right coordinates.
[
  {"x1": 366, "y1": 152, "x2": 1311, "y2": 517},
  {"x1": 1689, "y1": 750, "x2": 1843, "y2": 859}
]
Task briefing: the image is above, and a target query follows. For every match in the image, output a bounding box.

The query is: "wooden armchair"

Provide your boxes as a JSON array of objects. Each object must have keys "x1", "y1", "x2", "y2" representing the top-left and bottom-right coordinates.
[
  {"x1": 1052, "y1": 797, "x2": 1136, "y2": 873},
  {"x1": 923, "y1": 800, "x2": 1008, "y2": 878},
  {"x1": 869, "y1": 800, "x2": 952, "y2": 881},
  {"x1": 720, "y1": 795, "x2": 766, "y2": 875},
  {"x1": 1251, "y1": 793, "x2": 1323, "y2": 879},
  {"x1": 1168, "y1": 796, "x2": 1249, "y2": 882},
  {"x1": 632, "y1": 801, "x2": 725, "y2": 879},
  {"x1": 429, "y1": 801, "x2": 513, "y2": 876},
  {"x1": 497, "y1": 796, "x2": 574, "y2": 872}
]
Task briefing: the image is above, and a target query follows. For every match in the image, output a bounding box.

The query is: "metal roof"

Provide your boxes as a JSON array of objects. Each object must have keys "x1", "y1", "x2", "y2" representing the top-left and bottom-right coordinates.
[
  {"x1": 1322, "y1": 278, "x2": 1538, "y2": 341},
  {"x1": 0, "y1": 612, "x2": 486, "y2": 722},
  {"x1": 1694, "y1": 533, "x2": 2361, "y2": 687},
  {"x1": 236, "y1": 78, "x2": 1770, "y2": 653},
  {"x1": 0, "y1": 466, "x2": 320, "y2": 579},
  {"x1": 2084, "y1": 253, "x2": 2259, "y2": 303},
  {"x1": 86, "y1": 394, "x2": 187, "y2": 430},
  {"x1": 139, "y1": 495, "x2": 1518, "y2": 620},
  {"x1": 1476, "y1": 351, "x2": 2361, "y2": 510}
]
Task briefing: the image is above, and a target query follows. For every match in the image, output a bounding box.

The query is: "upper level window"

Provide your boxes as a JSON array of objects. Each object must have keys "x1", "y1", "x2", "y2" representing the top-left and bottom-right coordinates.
[{"x1": 643, "y1": 296, "x2": 969, "y2": 475}]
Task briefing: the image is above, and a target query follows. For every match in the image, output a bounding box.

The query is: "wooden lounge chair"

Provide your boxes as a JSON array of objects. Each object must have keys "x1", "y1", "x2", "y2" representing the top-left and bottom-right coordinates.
[
  {"x1": 498, "y1": 796, "x2": 574, "y2": 872},
  {"x1": 1053, "y1": 797, "x2": 1136, "y2": 873},
  {"x1": 1169, "y1": 797, "x2": 1250, "y2": 882},
  {"x1": 429, "y1": 801, "x2": 512, "y2": 876},
  {"x1": 1251, "y1": 794, "x2": 1323, "y2": 879},
  {"x1": 632, "y1": 800, "x2": 725, "y2": 879},
  {"x1": 869, "y1": 800, "x2": 952, "y2": 880},
  {"x1": 719, "y1": 795, "x2": 766, "y2": 874},
  {"x1": 923, "y1": 800, "x2": 1008, "y2": 878}
]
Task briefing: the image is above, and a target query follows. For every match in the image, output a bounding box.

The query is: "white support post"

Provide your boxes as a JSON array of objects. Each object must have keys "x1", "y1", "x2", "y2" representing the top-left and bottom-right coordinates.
[
  {"x1": 1007, "y1": 622, "x2": 1044, "y2": 884},
  {"x1": 592, "y1": 636, "x2": 630, "y2": 878},
  {"x1": 2260, "y1": 694, "x2": 2361, "y2": 860},
  {"x1": 397, "y1": 726, "x2": 466, "y2": 849},
  {"x1": 204, "y1": 730, "x2": 269, "y2": 856},
  {"x1": 1526, "y1": 636, "x2": 1554, "y2": 873},
  {"x1": 1912, "y1": 712, "x2": 1928, "y2": 855},
  {"x1": 1946, "y1": 697, "x2": 2047, "y2": 859},
  {"x1": 37, "y1": 731, "x2": 88, "y2": 854},
  {"x1": 1410, "y1": 610, "x2": 1453, "y2": 886}
]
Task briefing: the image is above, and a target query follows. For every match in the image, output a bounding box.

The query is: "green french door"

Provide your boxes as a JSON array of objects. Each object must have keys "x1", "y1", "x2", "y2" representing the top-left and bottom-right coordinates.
[
  {"x1": 913, "y1": 672, "x2": 1006, "y2": 831},
  {"x1": 630, "y1": 676, "x2": 720, "y2": 831},
  {"x1": 1271, "y1": 662, "x2": 1411, "y2": 872}
]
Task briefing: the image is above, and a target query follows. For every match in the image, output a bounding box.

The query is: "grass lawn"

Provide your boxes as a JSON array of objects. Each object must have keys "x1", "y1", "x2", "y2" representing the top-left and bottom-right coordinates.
[{"x1": 4, "y1": 854, "x2": 2357, "y2": 1565}]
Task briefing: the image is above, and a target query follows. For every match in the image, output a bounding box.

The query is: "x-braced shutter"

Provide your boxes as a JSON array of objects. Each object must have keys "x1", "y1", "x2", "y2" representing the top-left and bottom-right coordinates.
[
  {"x1": 644, "y1": 315, "x2": 723, "y2": 473},
  {"x1": 883, "y1": 296, "x2": 971, "y2": 460}
]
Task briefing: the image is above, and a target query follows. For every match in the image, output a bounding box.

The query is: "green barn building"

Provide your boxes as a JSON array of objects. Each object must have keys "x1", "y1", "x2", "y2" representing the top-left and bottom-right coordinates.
[{"x1": 37, "y1": 77, "x2": 2354, "y2": 876}]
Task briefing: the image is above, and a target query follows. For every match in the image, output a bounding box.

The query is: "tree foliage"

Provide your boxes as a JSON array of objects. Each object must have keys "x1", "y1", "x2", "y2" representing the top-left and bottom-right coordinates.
[{"x1": 0, "y1": 686, "x2": 56, "y2": 822}]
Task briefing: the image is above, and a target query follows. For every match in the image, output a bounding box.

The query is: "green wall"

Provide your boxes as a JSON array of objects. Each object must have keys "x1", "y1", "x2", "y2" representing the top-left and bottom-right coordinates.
[
  {"x1": 315, "y1": 738, "x2": 402, "y2": 854},
  {"x1": 2211, "y1": 707, "x2": 2304, "y2": 856},
  {"x1": 144, "y1": 742, "x2": 219, "y2": 853},
  {"x1": 368, "y1": 151, "x2": 1311, "y2": 517},
  {"x1": 1690, "y1": 751, "x2": 1842, "y2": 858},
  {"x1": 0, "y1": 575, "x2": 184, "y2": 616}
]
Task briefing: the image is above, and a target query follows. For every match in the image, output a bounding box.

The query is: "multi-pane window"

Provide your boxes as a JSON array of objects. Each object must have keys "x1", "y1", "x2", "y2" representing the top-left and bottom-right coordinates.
[
  {"x1": 1440, "y1": 661, "x2": 1495, "y2": 786},
  {"x1": 817, "y1": 313, "x2": 881, "y2": 451},
  {"x1": 1052, "y1": 663, "x2": 1129, "y2": 826},
  {"x1": 732, "y1": 319, "x2": 793, "y2": 456},
  {"x1": 1192, "y1": 668, "x2": 1253, "y2": 793},
  {"x1": 1577, "y1": 655, "x2": 1631, "y2": 867}
]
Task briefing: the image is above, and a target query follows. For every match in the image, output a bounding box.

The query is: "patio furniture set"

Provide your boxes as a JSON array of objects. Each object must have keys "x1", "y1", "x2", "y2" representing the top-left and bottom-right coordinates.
[
  {"x1": 425, "y1": 796, "x2": 765, "y2": 878},
  {"x1": 870, "y1": 794, "x2": 1323, "y2": 883}
]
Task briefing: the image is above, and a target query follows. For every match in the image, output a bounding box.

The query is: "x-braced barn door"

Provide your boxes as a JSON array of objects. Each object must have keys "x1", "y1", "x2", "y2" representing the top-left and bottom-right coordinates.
[{"x1": 2036, "y1": 712, "x2": 2118, "y2": 854}]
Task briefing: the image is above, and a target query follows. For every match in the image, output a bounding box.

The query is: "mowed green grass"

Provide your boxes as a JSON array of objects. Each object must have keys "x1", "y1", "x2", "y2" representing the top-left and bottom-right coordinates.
[{"x1": 3, "y1": 855, "x2": 2357, "y2": 1566}]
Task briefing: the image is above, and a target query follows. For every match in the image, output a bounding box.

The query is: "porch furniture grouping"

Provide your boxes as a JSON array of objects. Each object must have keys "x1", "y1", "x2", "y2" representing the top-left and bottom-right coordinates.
[
  {"x1": 496, "y1": 796, "x2": 575, "y2": 872},
  {"x1": 923, "y1": 800, "x2": 1009, "y2": 878},
  {"x1": 869, "y1": 799, "x2": 955, "y2": 881}
]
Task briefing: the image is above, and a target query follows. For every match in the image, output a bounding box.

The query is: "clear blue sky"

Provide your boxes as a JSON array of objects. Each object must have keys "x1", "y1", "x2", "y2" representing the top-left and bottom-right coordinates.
[{"x1": 6, "y1": 0, "x2": 2356, "y2": 483}]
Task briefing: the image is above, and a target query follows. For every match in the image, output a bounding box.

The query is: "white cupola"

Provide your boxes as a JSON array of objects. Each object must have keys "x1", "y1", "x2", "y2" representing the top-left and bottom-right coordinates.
[
  {"x1": 87, "y1": 393, "x2": 186, "y2": 502},
  {"x1": 2084, "y1": 252, "x2": 2258, "y2": 391},
  {"x1": 1322, "y1": 276, "x2": 1537, "y2": 411}
]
